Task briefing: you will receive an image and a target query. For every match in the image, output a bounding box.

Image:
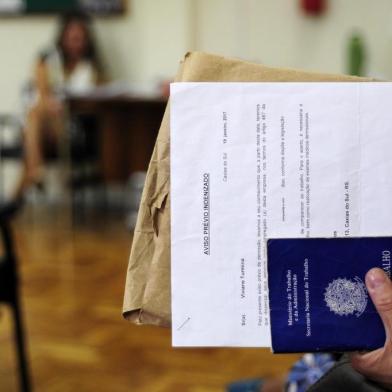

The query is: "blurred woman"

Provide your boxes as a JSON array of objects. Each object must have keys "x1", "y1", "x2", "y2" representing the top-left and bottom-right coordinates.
[{"x1": 13, "y1": 11, "x2": 103, "y2": 200}]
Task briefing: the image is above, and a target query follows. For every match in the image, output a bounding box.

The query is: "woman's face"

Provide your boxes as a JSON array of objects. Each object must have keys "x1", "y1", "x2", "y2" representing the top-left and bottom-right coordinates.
[{"x1": 61, "y1": 21, "x2": 88, "y2": 61}]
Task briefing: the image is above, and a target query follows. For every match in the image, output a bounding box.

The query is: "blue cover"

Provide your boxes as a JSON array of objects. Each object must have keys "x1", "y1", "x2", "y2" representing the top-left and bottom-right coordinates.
[{"x1": 267, "y1": 237, "x2": 392, "y2": 353}]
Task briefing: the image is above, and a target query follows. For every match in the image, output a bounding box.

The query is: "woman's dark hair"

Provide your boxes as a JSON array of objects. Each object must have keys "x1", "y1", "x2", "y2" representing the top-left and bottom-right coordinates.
[{"x1": 56, "y1": 11, "x2": 102, "y2": 73}]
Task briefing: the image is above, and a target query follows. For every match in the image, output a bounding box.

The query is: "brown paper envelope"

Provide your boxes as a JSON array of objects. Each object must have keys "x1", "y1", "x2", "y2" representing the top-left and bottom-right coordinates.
[{"x1": 123, "y1": 51, "x2": 371, "y2": 327}]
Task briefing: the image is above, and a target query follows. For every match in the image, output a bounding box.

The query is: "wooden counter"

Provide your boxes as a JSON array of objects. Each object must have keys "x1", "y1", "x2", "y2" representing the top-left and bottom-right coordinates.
[{"x1": 67, "y1": 95, "x2": 167, "y2": 182}]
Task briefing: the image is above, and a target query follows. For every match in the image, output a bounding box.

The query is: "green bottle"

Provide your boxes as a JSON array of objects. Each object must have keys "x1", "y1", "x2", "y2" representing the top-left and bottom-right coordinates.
[{"x1": 348, "y1": 34, "x2": 366, "y2": 77}]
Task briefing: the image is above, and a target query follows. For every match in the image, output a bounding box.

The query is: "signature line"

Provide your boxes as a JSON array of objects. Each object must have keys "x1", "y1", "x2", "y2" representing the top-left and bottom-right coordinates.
[{"x1": 177, "y1": 317, "x2": 191, "y2": 331}]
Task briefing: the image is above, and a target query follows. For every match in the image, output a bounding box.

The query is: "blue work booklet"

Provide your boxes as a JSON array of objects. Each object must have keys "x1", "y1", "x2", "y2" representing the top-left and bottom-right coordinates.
[{"x1": 267, "y1": 237, "x2": 391, "y2": 353}]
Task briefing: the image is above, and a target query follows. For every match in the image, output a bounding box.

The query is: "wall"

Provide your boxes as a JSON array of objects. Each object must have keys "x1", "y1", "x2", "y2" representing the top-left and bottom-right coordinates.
[
  {"x1": 195, "y1": 0, "x2": 392, "y2": 79},
  {"x1": 94, "y1": 0, "x2": 192, "y2": 85}
]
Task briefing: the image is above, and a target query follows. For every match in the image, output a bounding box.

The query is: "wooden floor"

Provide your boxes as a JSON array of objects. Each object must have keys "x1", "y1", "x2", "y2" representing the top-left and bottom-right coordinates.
[{"x1": 0, "y1": 205, "x2": 299, "y2": 392}]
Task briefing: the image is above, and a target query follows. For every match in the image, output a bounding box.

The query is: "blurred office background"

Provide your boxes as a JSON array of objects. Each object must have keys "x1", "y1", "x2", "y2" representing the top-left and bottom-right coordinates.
[
  {"x1": 3, "y1": 0, "x2": 392, "y2": 116},
  {"x1": 0, "y1": 0, "x2": 390, "y2": 391}
]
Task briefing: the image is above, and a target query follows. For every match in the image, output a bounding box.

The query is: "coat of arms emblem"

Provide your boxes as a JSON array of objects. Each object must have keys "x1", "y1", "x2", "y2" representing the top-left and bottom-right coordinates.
[{"x1": 324, "y1": 277, "x2": 368, "y2": 317}]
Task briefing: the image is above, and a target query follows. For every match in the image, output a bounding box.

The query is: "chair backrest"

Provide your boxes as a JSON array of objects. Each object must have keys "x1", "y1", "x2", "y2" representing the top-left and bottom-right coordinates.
[
  {"x1": 0, "y1": 201, "x2": 20, "y2": 261},
  {"x1": 0, "y1": 218, "x2": 17, "y2": 304},
  {"x1": 0, "y1": 114, "x2": 23, "y2": 159}
]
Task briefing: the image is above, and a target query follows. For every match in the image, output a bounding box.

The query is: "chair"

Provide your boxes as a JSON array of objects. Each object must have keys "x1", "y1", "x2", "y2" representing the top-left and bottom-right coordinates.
[
  {"x1": 0, "y1": 112, "x2": 104, "y2": 214},
  {"x1": 0, "y1": 200, "x2": 32, "y2": 392},
  {"x1": 0, "y1": 114, "x2": 24, "y2": 202},
  {"x1": 67, "y1": 113, "x2": 106, "y2": 218}
]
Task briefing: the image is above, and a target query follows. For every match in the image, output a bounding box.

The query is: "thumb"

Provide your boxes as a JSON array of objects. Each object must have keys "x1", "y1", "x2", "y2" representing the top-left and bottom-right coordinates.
[{"x1": 366, "y1": 268, "x2": 392, "y2": 339}]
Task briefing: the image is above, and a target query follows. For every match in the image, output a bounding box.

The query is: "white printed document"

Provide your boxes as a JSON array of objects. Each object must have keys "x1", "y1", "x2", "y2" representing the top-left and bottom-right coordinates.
[{"x1": 170, "y1": 82, "x2": 392, "y2": 347}]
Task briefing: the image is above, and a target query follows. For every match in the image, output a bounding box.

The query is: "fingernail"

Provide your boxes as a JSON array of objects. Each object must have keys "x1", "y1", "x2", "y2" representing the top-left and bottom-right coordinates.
[{"x1": 366, "y1": 268, "x2": 388, "y2": 291}]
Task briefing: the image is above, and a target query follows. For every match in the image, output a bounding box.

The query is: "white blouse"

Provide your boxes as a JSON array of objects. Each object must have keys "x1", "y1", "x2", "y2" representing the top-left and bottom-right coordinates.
[{"x1": 44, "y1": 47, "x2": 97, "y2": 95}]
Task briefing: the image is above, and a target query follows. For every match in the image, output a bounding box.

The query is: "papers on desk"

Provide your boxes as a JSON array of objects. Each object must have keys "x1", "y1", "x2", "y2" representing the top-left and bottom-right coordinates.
[
  {"x1": 66, "y1": 81, "x2": 162, "y2": 100},
  {"x1": 170, "y1": 82, "x2": 392, "y2": 347}
]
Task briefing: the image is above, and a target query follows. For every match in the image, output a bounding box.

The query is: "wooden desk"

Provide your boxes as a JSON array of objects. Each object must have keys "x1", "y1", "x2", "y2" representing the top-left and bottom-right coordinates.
[{"x1": 68, "y1": 95, "x2": 167, "y2": 182}]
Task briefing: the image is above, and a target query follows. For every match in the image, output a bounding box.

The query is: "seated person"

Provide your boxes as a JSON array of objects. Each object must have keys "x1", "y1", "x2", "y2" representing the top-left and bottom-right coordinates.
[{"x1": 13, "y1": 11, "x2": 104, "y2": 201}]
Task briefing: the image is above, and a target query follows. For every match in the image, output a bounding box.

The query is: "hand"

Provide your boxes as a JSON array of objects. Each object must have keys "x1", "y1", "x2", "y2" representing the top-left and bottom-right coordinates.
[{"x1": 350, "y1": 268, "x2": 392, "y2": 389}]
